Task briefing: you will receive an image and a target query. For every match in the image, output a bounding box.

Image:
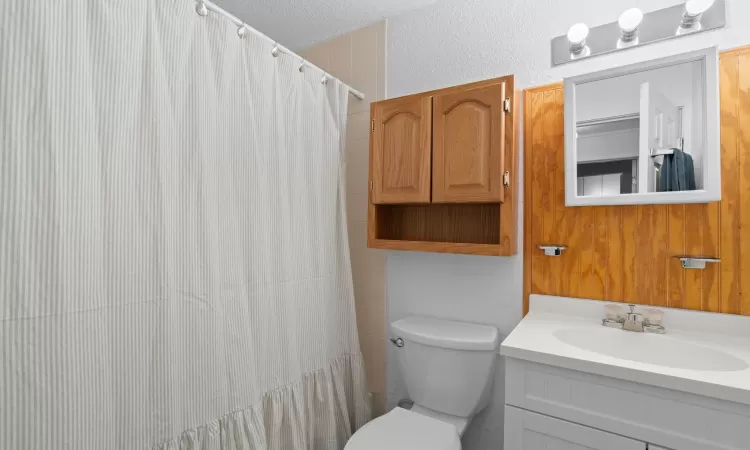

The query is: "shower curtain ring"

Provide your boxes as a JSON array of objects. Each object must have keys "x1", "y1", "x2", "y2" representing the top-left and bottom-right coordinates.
[
  {"x1": 298, "y1": 62, "x2": 306, "y2": 72},
  {"x1": 195, "y1": 1, "x2": 208, "y2": 16},
  {"x1": 271, "y1": 45, "x2": 280, "y2": 57},
  {"x1": 321, "y1": 75, "x2": 329, "y2": 84},
  {"x1": 237, "y1": 25, "x2": 247, "y2": 38}
]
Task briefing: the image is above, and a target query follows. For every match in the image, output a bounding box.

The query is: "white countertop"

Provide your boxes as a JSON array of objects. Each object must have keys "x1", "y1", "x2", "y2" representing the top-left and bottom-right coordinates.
[{"x1": 500, "y1": 295, "x2": 750, "y2": 406}]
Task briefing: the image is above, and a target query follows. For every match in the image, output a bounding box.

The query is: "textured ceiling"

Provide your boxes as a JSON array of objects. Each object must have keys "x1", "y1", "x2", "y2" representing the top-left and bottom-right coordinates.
[{"x1": 213, "y1": 0, "x2": 438, "y2": 50}]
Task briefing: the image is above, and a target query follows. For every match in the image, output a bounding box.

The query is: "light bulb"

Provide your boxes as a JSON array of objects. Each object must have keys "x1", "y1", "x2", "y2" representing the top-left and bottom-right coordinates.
[
  {"x1": 619, "y1": 8, "x2": 644, "y2": 33},
  {"x1": 567, "y1": 23, "x2": 589, "y2": 55},
  {"x1": 686, "y1": 0, "x2": 715, "y2": 16},
  {"x1": 681, "y1": 0, "x2": 714, "y2": 30},
  {"x1": 567, "y1": 23, "x2": 589, "y2": 45}
]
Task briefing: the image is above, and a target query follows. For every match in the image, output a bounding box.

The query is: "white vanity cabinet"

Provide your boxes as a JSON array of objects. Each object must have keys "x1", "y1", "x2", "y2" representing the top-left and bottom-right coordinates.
[
  {"x1": 501, "y1": 295, "x2": 750, "y2": 450},
  {"x1": 503, "y1": 358, "x2": 750, "y2": 450},
  {"x1": 505, "y1": 406, "x2": 647, "y2": 449}
]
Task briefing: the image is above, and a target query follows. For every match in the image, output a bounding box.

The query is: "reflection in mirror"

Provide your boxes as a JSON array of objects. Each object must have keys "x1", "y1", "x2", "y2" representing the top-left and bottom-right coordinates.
[{"x1": 575, "y1": 60, "x2": 704, "y2": 197}]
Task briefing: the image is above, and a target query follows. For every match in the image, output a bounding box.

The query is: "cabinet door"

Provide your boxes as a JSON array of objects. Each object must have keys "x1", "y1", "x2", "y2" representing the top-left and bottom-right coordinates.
[
  {"x1": 505, "y1": 406, "x2": 646, "y2": 450},
  {"x1": 432, "y1": 81, "x2": 507, "y2": 203},
  {"x1": 371, "y1": 95, "x2": 432, "y2": 204}
]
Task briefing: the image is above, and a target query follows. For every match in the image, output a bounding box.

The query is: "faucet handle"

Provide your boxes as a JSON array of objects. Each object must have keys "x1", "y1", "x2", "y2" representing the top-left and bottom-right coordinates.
[{"x1": 625, "y1": 304, "x2": 643, "y2": 325}]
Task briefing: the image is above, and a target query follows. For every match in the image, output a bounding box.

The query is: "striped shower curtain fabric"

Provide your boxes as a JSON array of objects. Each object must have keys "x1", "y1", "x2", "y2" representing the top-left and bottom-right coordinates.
[{"x1": 0, "y1": 0, "x2": 371, "y2": 448}]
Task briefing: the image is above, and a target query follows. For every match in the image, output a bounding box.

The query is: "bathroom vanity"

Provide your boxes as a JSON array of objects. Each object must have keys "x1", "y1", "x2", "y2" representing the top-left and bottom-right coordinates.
[{"x1": 501, "y1": 295, "x2": 750, "y2": 450}]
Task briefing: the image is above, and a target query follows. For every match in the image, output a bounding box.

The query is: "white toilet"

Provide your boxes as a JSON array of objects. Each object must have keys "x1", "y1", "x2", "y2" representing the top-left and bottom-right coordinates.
[{"x1": 345, "y1": 316, "x2": 499, "y2": 450}]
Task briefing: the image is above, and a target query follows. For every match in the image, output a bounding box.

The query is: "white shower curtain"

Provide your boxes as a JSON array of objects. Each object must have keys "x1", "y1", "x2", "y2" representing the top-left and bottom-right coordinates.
[{"x1": 0, "y1": 1, "x2": 371, "y2": 448}]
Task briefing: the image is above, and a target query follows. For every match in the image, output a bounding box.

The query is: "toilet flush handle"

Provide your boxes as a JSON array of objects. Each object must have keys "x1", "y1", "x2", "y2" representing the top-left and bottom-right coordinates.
[{"x1": 390, "y1": 337, "x2": 404, "y2": 348}]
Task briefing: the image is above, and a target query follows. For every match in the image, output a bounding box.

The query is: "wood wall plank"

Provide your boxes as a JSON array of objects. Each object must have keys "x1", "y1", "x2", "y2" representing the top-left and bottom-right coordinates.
[
  {"x1": 523, "y1": 46, "x2": 750, "y2": 317},
  {"x1": 523, "y1": 90, "x2": 534, "y2": 315},
  {"x1": 636, "y1": 206, "x2": 668, "y2": 307},
  {"x1": 703, "y1": 202, "x2": 721, "y2": 312},
  {"x1": 577, "y1": 207, "x2": 596, "y2": 298},
  {"x1": 529, "y1": 90, "x2": 548, "y2": 295},
  {"x1": 684, "y1": 204, "x2": 704, "y2": 310},
  {"x1": 667, "y1": 204, "x2": 686, "y2": 310},
  {"x1": 621, "y1": 206, "x2": 638, "y2": 304},
  {"x1": 739, "y1": 52, "x2": 750, "y2": 316},
  {"x1": 605, "y1": 206, "x2": 624, "y2": 302},
  {"x1": 719, "y1": 53, "x2": 740, "y2": 315},
  {"x1": 544, "y1": 89, "x2": 565, "y2": 294}
]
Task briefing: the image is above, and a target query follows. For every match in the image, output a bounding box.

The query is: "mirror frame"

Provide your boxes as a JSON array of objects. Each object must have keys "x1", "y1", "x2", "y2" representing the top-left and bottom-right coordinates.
[{"x1": 564, "y1": 46, "x2": 720, "y2": 206}]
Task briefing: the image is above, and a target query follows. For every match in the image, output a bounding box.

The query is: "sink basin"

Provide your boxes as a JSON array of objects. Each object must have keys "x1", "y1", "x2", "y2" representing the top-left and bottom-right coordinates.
[{"x1": 554, "y1": 327, "x2": 749, "y2": 372}]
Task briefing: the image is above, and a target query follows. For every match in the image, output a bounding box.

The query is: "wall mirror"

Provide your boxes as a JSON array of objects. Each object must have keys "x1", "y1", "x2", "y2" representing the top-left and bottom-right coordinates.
[{"x1": 564, "y1": 47, "x2": 720, "y2": 206}]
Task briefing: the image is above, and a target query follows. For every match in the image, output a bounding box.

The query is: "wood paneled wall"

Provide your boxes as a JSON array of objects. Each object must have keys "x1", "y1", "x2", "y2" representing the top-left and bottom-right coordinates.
[{"x1": 523, "y1": 46, "x2": 750, "y2": 316}]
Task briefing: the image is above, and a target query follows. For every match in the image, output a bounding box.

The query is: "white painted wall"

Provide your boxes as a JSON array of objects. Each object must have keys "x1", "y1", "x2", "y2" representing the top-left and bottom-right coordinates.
[
  {"x1": 575, "y1": 61, "x2": 697, "y2": 123},
  {"x1": 384, "y1": 1, "x2": 750, "y2": 449},
  {"x1": 578, "y1": 129, "x2": 639, "y2": 163}
]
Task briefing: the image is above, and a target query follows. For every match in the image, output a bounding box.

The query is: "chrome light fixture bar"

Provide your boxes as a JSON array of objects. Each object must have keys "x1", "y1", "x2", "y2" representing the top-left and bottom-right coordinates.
[{"x1": 552, "y1": 0, "x2": 725, "y2": 66}]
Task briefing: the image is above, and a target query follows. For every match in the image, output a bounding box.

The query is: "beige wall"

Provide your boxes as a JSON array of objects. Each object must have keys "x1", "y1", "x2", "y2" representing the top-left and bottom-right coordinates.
[{"x1": 299, "y1": 21, "x2": 387, "y2": 416}]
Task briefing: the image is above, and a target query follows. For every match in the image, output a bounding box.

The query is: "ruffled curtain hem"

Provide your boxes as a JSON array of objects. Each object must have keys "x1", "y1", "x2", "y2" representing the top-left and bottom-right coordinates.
[{"x1": 153, "y1": 353, "x2": 372, "y2": 450}]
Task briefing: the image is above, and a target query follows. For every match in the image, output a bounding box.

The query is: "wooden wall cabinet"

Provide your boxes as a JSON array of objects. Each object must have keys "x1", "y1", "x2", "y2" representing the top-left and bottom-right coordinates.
[{"x1": 368, "y1": 76, "x2": 518, "y2": 256}]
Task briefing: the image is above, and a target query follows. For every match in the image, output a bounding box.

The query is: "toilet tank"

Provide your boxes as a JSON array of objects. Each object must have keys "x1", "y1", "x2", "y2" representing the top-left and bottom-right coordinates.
[{"x1": 391, "y1": 317, "x2": 499, "y2": 418}]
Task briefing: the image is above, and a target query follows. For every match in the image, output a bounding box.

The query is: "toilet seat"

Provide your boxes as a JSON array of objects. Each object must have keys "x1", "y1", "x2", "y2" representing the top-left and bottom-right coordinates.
[{"x1": 344, "y1": 407, "x2": 461, "y2": 450}]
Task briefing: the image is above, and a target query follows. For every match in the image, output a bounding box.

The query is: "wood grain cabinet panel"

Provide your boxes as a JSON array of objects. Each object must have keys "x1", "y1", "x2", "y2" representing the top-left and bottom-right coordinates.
[
  {"x1": 433, "y1": 81, "x2": 507, "y2": 203},
  {"x1": 371, "y1": 96, "x2": 432, "y2": 204}
]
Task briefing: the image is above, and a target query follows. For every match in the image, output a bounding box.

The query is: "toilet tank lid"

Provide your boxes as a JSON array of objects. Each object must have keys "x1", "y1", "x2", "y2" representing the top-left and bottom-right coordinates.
[{"x1": 391, "y1": 317, "x2": 499, "y2": 351}]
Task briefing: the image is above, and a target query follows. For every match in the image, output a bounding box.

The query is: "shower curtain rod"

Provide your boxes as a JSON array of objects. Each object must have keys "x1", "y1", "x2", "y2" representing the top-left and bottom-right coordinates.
[{"x1": 195, "y1": 0, "x2": 366, "y2": 101}]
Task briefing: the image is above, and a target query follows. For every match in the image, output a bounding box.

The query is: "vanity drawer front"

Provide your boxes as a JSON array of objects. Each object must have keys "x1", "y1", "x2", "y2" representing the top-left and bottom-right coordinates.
[
  {"x1": 505, "y1": 358, "x2": 750, "y2": 450},
  {"x1": 505, "y1": 405, "x2": 646, "y2": 450}
]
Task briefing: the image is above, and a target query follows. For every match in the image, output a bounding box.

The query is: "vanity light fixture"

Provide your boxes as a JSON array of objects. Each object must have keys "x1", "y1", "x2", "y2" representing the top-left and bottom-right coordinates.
[
  {"x1": 680, "y1": 0, "x2": 715, "y2": 31},
  {"x1": 618, "y1": 8, "x2": 643, "y2": 47},
  {"x1": 551, "y1": 1, "x2": 725, "y2": 66},
  {"x1": 567, "y1": 23, "x2": 590, "y2": 57}
]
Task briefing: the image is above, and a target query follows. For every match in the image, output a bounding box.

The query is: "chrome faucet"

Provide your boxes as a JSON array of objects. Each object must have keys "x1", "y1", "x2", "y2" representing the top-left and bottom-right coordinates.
[
  {"x1": 623, "y1": 304, "x2": 644, "y2": 332},
  {"x1": 602, "y1": 304, "x2": 666, "y2": 334}
]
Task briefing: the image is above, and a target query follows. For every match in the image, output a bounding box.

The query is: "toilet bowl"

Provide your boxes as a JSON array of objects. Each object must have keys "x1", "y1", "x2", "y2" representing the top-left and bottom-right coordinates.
[{"x1": 344, "y1": 316, "x2": 499, "y2": 450}]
